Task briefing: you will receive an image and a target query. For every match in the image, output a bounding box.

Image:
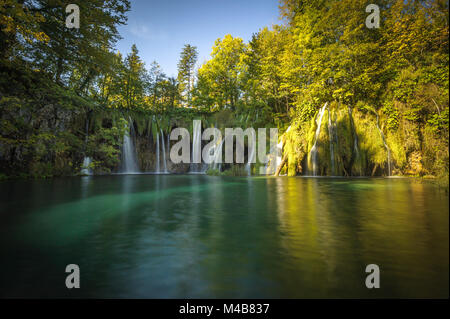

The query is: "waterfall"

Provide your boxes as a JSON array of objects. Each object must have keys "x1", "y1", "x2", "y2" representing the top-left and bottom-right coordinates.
[
  {"x1": 155, "y1": 132, "x2": 160, "y2": 173},
  {"x1": 263, "y1": 138, "x2": 283, "y2": 175},
  {"x1": 190, "y1": 120, "x2": 204, "y2": 173},
  {"x1": 120, "y1": 119, "x2": 139, "y2": 173},
  {"x1": 275, "y1": 140, "x2": 283, "y2": 169},
  {"x1": 211, "y1": 138, "x2": 225, "y2": 171},
  {"x1": 260, "y1": 126, "x2": 287, "y2": 175},
  {"x1": 375, "y1": 114, "x2": 391, "y2": 176},
  {"x1": 348, "y1": 108, "x2": 360, "y2": 158},
  {"x1": 246, "y1": 130, "x2": 256, "y2": 176},
  {"x1": 327, "y1": 107, "x2": 336, "y2": 175},
  {"x1": 308, "y1": 103, "x2": 328, "y2": 176},
  {"x1": 160, "y1": 129, "x2": 168, "y2": 173},
  {"x1": 348, "y1": 107, "x2": 362, "y2": 176},
  {"x1": 273, "y1": 126, "x2": 290, "y2": 175},
  {"x1": 81, "y1": 118, "x2": 92, "y2": 175},
  {"x1": 348, "y1": 107, "x2": 360, "y2": 158},
  {"x1": 81, "y1": 156, "x2": 92, "y2": 175},
  {"x1": 167, "y1": 133, "x2": 170, "y2": 171}
]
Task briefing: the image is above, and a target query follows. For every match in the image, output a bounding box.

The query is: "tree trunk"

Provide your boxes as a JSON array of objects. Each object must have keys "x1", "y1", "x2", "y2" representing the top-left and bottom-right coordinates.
[
  {"x1": 275, "y1": 153, "x2": 288, "y2": 176},
  {"x1": 371, "y1": 163, "x2": 378, "y2": 176}
]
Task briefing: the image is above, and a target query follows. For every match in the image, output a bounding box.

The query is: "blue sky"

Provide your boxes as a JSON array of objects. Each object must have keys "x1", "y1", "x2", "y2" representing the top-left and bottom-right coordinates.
[{"x1": 115, "y1": 0, "x2": 280, "y2": 77}]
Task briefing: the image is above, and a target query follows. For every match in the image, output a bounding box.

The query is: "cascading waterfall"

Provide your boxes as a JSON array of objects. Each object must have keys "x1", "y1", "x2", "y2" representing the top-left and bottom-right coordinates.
[
  {"x1": 120, "y1": 119, "x2": 139, "y2": 173},
  {"x1": 275, "y1": 141, "x2": 283, "y2": 169},
  {"x1": 81, "y1": 118, "x2": 92, "y2": 175},
  {"x1": 261, "y1": 125, "x2": 290, "y2": 175},
  {"x1": 327, "y1": 107, "x2": 336, "y2": 175},
  {"x1": 375, "y1": 114, "x2": 391, "y2": 176},
  {"x1": 246, "y1": 130, "x2": 256, "y2": 176},
  {"x1": 348, "y1": 107, "x2": 362, "y2": 175},
  {"x1": 263, "y1": 137, "x2": 284, "y2": 175},
  {"x1": 81, "y1": 156, "x2": 92, "y2": 175},
  {"x1": 206, "y1": 144, "x2": 215, "y2": 167},
  {"x1": 348, "y1": 107, "x2": 360, "y2": 158},
  {"x1": 190, "y1": 120, "x2": 205, "y2": 173},
  {"x1": 155, "y1": 132, "x2": 160, "y2": 173},
  {"x1": 211, "y1": 138, "x2": 225, "y2": 171},
  {"x1": 110, "y1": 109, "x2": 392, "y2": 177},
  {"x1": 167, "y1": 133, "x2": 170, "y2": 171},
  {"x1": 273, "y1": 126, "x2": 290, "y2": 174},
  {"x1": 160, "y1": 129, "x2": 168, "y2": 173},
  {"x1": 308, "y1": 103, "x2": 328, "y2": 176}
]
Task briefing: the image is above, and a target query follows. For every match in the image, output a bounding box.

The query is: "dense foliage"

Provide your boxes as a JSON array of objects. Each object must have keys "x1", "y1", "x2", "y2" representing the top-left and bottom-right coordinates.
[
  {"x1": 0, "y1": 0, "x2": 448, "y2": 182},
  {"x1": 194, "y1": 0, "x2": 449, "y2": 180}
]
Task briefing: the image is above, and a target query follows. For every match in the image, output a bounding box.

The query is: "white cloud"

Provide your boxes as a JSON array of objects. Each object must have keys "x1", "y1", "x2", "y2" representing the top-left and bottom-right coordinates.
[{"x1": 127, "y1": 21, "x2": 169, "y2": 41}]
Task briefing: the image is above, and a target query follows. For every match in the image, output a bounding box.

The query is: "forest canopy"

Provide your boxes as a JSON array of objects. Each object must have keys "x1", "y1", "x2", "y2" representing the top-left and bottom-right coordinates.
[{"x1": 0, "y1": 0, "x2": 448, "y2": 181}]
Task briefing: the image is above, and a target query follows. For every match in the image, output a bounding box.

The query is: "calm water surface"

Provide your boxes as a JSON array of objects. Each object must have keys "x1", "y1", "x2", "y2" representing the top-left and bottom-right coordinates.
[{"x1": 0, "y1": 175, "x2": 448, "y2": 298}]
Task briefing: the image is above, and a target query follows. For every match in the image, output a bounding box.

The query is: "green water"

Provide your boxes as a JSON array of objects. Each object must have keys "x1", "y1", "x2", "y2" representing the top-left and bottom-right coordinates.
[{"x1": 0, "y1": 175, "x2": 448, "y2": 298}]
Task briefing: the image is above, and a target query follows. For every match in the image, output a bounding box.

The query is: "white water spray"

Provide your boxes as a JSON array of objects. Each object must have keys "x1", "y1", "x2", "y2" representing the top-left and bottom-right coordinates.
[
  {"x1": 375, "y1": 114, "x2": 391, "y2": 176},
  {"x1": 190, "y1": 120, "x2": 205, "y2": 173},
  {"x1": 246, "y1": 130, "x2": 256, "y2": 176},
  {"x1": 211, "y1": 138, "x2": 225, "y2": 171},
  {"x1": 327, "y1": 107, "x2": 336, "y2": 175},
  {"x1": 155, "y1": 132, "x2": 160, "y2": 173},
  {"x1": 120, "y1": 119, "x2": 139, "y2": 173},
  {"x1": 81, "y1": 156, "x2": 92, "y2": 175},
  {"x1": 308, "y1": 103, "x2": 328, "y2": 176},
  {"x1": 160, "y1": 129, "x2": 168, "y2": 173}
]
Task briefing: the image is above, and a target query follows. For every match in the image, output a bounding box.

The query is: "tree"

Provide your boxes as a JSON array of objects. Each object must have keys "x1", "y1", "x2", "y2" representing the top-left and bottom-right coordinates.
[
  {"x1": 196, "y1": 35, "x2": 246, "y2": 110},
  {"x1": 121, "y1": 44, "x2": 148, "y2": 109},
  {"x1": 0, "y1": 0, "x2": 49, "y2": 60},
  {"x1": 160, "y1": 77, "x2": 181, "y2": 109},
  {"x1": 177, "y1": 44, "x2": 198, "y2": 106},
  {"x1": 90, "y1": 50, "x2": 125, "y2": 107},
  {"x1": 16, "y1": 0, "x2": 130, "y2": 84},
  {"x1": 242, "y1": 26, "x2": 290, "y2": 115}
]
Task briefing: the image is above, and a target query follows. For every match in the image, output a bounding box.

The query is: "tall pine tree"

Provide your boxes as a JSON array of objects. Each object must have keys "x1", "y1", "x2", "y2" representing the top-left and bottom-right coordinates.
[{"x1": 177, "y1": 44, "x2": 198, "y2": 106}]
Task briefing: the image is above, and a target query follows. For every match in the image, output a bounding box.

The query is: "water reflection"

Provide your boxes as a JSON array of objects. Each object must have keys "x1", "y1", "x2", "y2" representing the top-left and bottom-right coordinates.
[{"x1": 0, "y1": 176, "x2": 447, "y2": 298}]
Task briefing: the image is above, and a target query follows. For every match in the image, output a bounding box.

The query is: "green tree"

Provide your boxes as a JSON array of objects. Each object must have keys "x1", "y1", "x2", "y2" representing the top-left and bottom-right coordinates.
[
  {"x1": 242, "y1": 26, "x2": 290, "y2": 115},
  {"x1": 177, "y1": 44, "x2": 198, "y2": 106},
  {"x1": 196, "y1": 35, "x2": 246, "y2": 110},
  {"x1": 121, "y1": 44, "x2": 148, "y2": 109},
  {"x1": 18, "y1": 0, "x2": 129, "y2": 84},
  {"x1": 0, "y1": 0, "x2": 49, "y2": 60}
]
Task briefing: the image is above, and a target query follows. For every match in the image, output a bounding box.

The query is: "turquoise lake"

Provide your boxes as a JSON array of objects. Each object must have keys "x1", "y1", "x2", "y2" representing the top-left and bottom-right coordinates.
[{"x1": 0, "y1": 175, "x2": 448, "y2": 298}]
